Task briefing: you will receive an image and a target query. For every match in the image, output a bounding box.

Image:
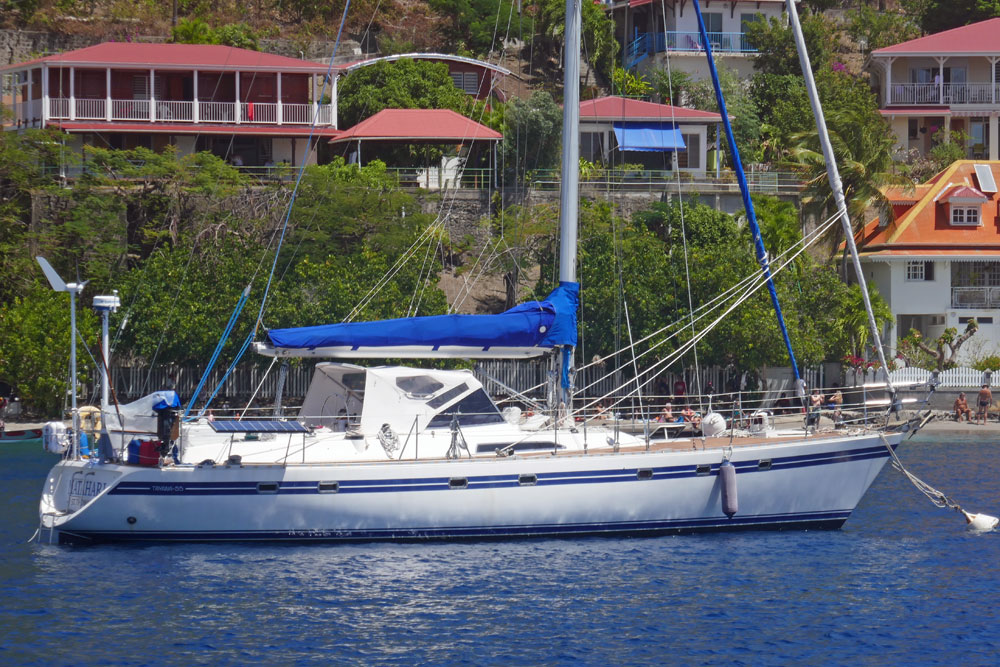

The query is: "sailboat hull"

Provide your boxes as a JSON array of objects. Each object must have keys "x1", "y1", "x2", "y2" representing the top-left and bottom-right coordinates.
[{"x1": 39, "y1": 432, "x2": 899, "y2": 544}]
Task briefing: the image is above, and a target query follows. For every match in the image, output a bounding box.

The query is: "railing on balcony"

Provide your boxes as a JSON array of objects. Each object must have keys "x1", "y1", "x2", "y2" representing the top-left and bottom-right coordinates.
[
  {"x1": 155, "y1": 100, "x2": 194, "y2": 122},
  {"x1": 627, "y1": 30, "x2": 758, "y2": 66},
  {"x1": 111, "y1": 99, "x2": 149, "y2": 121},
  {"x1": 951, "y1": 286, "x2": 1000, "y2": 309},
  {"x1": 43, "y1": 98, "x2": 334, "y2": 126},
  {"x1": 527, "y1": 168, "x2": 802, "y2": 193},
  {"x1": 889, "y1": 82, "x2": 1000, "y2": 106}
]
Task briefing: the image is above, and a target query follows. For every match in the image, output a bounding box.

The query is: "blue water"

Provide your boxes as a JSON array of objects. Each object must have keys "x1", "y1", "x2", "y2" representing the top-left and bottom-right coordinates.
[{"x1": 2, "y1": 436, "x2": 999, "y2": 665}]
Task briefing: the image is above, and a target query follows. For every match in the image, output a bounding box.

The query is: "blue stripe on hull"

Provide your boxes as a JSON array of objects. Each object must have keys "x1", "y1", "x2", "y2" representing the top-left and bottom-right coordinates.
[
  {"x1": 106, "y1": 443, "x2": 893, "y2": 497},
  {"x1": 58, "y1": 510, "x2": 853, "y2": 544}
]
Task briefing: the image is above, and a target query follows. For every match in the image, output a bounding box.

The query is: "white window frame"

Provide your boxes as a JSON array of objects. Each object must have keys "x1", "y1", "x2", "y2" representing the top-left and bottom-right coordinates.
[
  {"x1": 950, "y1": 204, "x2": 981, "y2": 226},
  {"x1": 906, "y1": 261, "x2": 926, "y2": 281}
]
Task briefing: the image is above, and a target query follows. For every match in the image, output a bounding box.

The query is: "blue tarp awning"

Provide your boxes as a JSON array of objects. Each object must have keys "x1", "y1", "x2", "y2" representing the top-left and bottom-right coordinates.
[{"x1": 612, "y1": 121, "x2": 685, "y2": 152}]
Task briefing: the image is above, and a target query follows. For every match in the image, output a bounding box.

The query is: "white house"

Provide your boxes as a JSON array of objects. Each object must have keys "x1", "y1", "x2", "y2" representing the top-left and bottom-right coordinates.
[
  {"x1": 605, "y1": 0, "x2": 792, "y2": 81},
  {"x1": 579, "y1": 95, "x2": 723, "y2": 174},
  {"x1": 855, "y1": 160, "x2": 1000, "y2": 362},
  {"x1": 871, "y1": 18, "x2": 1000, "y2": 162}
]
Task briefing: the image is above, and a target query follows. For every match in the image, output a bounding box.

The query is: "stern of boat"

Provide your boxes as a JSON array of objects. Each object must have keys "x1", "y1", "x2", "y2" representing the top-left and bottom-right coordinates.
[{"x1": 39, "y1": 459, "x2": 125, "y2": 544}]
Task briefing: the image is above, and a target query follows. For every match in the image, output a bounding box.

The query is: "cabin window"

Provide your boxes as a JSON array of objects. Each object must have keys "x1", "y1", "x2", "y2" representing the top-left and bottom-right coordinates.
[
  {"x1": 951, "y1": 205, "x2": 981, "y2": 226},
  {"x1": 428, "y1": 389, "x2": 505, "y2": 428},
  {"x1": 906, "y1": 261, "x2": 934, "y2": 282},
  {"x1": 396, "y1": 375, "x2": 445, "y2": 397},
  {"x1": 518, "y1": 474, "x2": 538, "y2": 486},
  {"x1": 427, "y1": 383, "x2": 469, "y2": 409},
  {"x1": 475, "y1": 442, "x2": 565, "y2": 453}
]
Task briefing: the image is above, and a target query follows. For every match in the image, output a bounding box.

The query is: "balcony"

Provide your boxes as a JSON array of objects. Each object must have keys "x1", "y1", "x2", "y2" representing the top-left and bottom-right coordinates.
[
  {"x1": 887, "y1": 82, "x2": 999, "y2": 107},
  {"x1": 951, "y1": 286, "x2": 1000, "y2": 309},
  {"x1": 41, "y1": 98, "x2": 333, "y2": 126},
  {"x1": 626, "y1": 31, "x2": 756, "y2": 68}
]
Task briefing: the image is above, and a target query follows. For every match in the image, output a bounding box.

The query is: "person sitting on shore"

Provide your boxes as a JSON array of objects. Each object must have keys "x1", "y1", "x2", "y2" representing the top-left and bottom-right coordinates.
[
  {"x1": 954, "y1": 392, "x2": 972, "y2": 422},
  {"x1": 659, "y1": 401, "x2": 674, "y2": 423},
  {"x1": 977, "y1": 384, "x2": 992, "y2": 425}
]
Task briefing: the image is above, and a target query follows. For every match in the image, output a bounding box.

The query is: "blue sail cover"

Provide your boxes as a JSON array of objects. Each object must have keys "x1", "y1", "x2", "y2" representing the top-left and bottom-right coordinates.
[
  {"x1": 613, "y1": 121, "x2": 685, "y2": 152},
  {"x1": 264, "y1": 282, "x2": 579, "y2": 357}
]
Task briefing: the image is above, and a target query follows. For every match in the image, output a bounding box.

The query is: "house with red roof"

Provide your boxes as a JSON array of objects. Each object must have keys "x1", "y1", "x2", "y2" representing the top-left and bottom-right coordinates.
[
  {"x1": 872, "y1": 18, "x2": 1000, "y2": 162},
  {"x1": 0, "y1": 42, "x2": 340, "y2": 167},
  {"x1": 855, "y1": 160, "x2": 1000, "y2": 361},
  {"x1": 329, "y1": 108, "x2": 502, "y2": 189},
  {"x1": 579, "y1": 96, "x2": 723, "y2": 173},
  {"x1": 606, "y1": 0, "x2": 790, "y2": 79}
]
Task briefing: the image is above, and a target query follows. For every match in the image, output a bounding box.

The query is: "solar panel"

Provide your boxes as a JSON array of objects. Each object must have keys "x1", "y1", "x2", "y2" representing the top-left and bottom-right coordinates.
[
  {"x1": 974, "y1": 164, "x2": 997, "y2": 193},
  {"x1": 209, "y1": 420, "x2": 309, "y2": 434}
]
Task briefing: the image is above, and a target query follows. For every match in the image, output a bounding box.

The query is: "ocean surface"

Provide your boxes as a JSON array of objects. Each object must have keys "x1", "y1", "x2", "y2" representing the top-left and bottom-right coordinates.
[{"x1": 1, "y1": 434, "x2": 998, "y2": 666}]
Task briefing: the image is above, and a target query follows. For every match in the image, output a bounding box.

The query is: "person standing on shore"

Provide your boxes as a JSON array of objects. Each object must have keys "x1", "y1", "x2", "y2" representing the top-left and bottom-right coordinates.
[
  {"x1": 977, "y1": 384, "x2": 992, "y2": 425},
  {"x1": 828, "y1": 384, "x2": 843, "y2": 426}
]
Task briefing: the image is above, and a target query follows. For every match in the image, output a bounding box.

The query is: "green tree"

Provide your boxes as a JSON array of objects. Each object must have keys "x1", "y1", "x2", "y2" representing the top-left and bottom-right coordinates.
[
  {"x1": 832, "y1": 283, "x2": 893, "y2": 358},
  {"x1": 528, "y1": 198, "x2": 859, "y2": 374},
  {"x1": 289, "y1": 159, "x2": 436, "y2": 258},
  {"x1": 745, "y1": 11, "x2": 839, "y2": 76},
  {"x1": 0, "y1": 129, "x2": 71, "y2": 303},
  {"x1": 912, "y1": 1, "x2": 1000, "y2": 33},
  {"x1": 427, "y1": 0, "x2": 525, "y2": 55},
  {"x1": 899, "y1": 321, "x2": 980, "y2": 370},
  {"x1": 499, "y1": 90, "x2": 563, "y2": 175},
  {"x1": 337, "y1": 59, "x2": 471, "y2": 128},
  {"x1": 171, "y1": 18, "x2": 215, "y2": 44},
  {"x1": 755, "y1": 67, "x2": 889, "y2": 160},
  {"x1": 787, "y1": 103, "x2": 906, "y2": 273},
  {"x1": 214, "y1": 23, "x2": 261, "y2": 50},
  {"x1": 926, "y1": 128, "x2": 971, "y2": 172},
  {"x1": 648, "y1": 67, "x2": 694, "y2": 106},
  {"x1": 0, "y1": 282, "x2": 98, "y2": 415},
  {"x1": 534, "y1": 0, "x2": 619, "y2": 81},
  {"x1": 684, "y1": 61, "x2": 761, "y2": 162},
  {"x1": 846, "y1": 5, "x2": 921, "y2": 57},
  {"x1": 612, "y1": 67, "x2": 652, "y2": 98}
]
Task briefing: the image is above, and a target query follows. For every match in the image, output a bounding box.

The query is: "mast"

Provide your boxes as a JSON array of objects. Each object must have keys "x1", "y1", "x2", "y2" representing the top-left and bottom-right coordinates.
[
  {"x1": 558, "y1": 0, "x2": 580, "y2": 284},
  {"x1": 94, "y1": 292, "x2": 120, "y2": 410},
  {"x1": 784, "y1": 0, "x2": 896, "y2": 400},
  {"x1": 691, "y1": 0, "x2": 802, "y2": 388},
  {"x1": 553, "y1": 0, "x2": 581, "y2": 409}
]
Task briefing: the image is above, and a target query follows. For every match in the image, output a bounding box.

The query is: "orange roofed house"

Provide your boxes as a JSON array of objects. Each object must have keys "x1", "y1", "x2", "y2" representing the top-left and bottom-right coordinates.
[
  {"x1": 855, "y1": 161, "x2": 1000, "y2": 361},
  {"x1": 0, "y1": 42, "x2": 340, "y2": 167}
]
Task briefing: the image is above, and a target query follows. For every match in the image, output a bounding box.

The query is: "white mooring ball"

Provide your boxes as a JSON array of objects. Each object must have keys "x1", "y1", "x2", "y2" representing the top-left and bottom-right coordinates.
[{"x1": 964, "y1": 512, "x2": 999, "y2": 532}]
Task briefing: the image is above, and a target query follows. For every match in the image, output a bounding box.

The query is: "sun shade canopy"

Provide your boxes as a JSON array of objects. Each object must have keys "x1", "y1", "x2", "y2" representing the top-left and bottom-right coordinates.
[{"x1": 612, "y1": 122, "x2": 685, "y2": 152}]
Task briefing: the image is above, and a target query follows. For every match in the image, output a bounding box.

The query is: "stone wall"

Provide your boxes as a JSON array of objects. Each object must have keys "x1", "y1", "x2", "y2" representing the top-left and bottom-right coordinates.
[{"x1": 0, "y1": 30, "x2": 95, "y2": 66}]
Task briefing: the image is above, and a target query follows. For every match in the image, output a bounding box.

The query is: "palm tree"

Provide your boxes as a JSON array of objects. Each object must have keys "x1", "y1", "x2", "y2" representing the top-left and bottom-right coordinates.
[{"x1": 785, "y1": 106, "x2": 909, "y2": 278}]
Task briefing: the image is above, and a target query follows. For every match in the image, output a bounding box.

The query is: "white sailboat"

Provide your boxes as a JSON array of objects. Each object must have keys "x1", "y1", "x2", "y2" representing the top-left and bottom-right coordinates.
[{"x1": 37, "y1": 0, "x2": 908, "y2": 543}]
